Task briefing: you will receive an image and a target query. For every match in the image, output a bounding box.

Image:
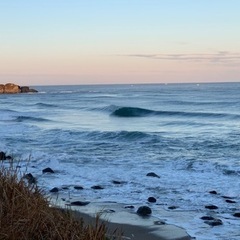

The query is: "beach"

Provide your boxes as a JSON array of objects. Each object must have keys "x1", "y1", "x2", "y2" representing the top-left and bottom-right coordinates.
[{"x1": 66, "y1": 203, "x2": 192, "y2": 240}]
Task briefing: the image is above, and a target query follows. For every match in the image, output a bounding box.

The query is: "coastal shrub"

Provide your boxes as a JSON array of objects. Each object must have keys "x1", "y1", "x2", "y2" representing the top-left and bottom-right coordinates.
[{"x1": 0, "y1": 166, "x2": 111, "y2": 240}]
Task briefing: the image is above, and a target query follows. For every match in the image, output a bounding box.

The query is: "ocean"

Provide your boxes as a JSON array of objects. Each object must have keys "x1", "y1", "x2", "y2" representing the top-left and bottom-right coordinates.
[{"x1": 0, "y1": 82, "x2": 240, "y2": 239}]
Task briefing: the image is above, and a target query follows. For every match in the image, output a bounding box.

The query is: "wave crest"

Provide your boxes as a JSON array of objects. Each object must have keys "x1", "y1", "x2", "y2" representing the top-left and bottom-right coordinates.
[
  {"x1": 111, "y1": 106, "x2": 240, "y2": 119},
  {"x1": 111, "y1": 107, "x2": 154, "y2": 117}
]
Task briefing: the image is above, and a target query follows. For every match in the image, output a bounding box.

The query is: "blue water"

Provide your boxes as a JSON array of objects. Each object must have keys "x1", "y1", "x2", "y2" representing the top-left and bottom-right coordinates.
[{"x1": 1, "y1": 83, "x2": 240, "y2": 239}]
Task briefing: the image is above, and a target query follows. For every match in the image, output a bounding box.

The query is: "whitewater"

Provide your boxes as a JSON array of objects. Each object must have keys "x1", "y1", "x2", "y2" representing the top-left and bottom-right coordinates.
[{"x1": 0, "y1": 83, "x2": 240, "y2": 239}]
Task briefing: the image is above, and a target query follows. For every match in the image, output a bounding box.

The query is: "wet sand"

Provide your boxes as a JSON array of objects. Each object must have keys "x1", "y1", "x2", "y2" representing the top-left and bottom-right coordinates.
[
  {"x1": 72, "y1": 210, "x2": 191, "y2": 240},
  {"x1": 58, "y1": 200, "x2": 192, "y2": 240}
]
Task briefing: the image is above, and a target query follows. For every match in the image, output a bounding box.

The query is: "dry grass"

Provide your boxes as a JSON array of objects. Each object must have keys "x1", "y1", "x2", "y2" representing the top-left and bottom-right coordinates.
[{"x1": 0, "y1": 165, "x2": 112, "y2": 240}]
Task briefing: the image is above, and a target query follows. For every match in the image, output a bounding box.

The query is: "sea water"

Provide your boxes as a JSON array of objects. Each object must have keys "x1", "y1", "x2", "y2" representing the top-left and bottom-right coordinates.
[{"x1": 0, "y1": 83, "x2": 240, "y2": 239}]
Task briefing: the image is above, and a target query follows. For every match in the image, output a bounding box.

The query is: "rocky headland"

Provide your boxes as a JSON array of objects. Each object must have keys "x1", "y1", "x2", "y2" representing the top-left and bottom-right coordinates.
[{"x1": 0, "y1": 83, "x2": 38, "y2": 94}]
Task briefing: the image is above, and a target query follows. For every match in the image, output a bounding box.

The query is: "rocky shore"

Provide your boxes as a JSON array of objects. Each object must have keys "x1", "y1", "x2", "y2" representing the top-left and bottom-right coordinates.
[
  {"x1": 2, "y1": 149, "x2": 240, "y2": 239},
  {"x1": 0, "y1": 83, "x2": 38, "y2": 94}
]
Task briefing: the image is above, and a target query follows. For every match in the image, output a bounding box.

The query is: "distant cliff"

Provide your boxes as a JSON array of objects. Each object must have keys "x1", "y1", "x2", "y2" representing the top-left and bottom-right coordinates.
[{"x1": 0, "y1": 83, "x2": 38, "y2": 94}]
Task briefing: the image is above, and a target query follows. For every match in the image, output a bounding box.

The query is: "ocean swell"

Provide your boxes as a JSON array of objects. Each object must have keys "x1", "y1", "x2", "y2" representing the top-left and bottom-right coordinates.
[{"x1": 111, "y1": 106, "x2": 240, "y2": 119}]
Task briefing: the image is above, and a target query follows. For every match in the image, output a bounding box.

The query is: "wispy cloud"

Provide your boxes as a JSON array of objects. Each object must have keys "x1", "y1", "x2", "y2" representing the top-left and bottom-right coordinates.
[{"x1": 123, "y1": 51, "x2": 240, "y2": 65}]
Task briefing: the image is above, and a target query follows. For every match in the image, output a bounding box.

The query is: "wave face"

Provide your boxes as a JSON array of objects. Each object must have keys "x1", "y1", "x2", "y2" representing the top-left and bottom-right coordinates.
[
  {"x1": 34, "y1": 103, "x2": 57, "y2": 108},
  {"x1": 111, "y1": 107, "x2": 154, "y2": 117},
  {"x1": 111, "y1": 106, "x2": 240, "y2": 119}
]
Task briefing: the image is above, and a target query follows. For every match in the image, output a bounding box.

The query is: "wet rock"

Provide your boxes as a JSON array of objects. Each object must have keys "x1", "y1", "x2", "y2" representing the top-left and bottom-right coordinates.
[
  {"x1": 148, "y1": 197, "x2": 157, "y2": 203},
  {"x1": 209, "y1": 190, "x2": 218, "y2": 195},
  {"x1": 50, "y1": 187, "x2": 59, "y2": 193},
  {"x1": 137, "y1": 206, "x2": 152, "y2": 216},
  {"x1": 23, "y1": 173, "x2": 37, "y2": 184},
  {"x1": 70, "y1": 201, "x2": 90, "y2": 206},
  {"x1": 226, "y1": 199, "x2": 236, "y2": 204},
  {"x1": 168, "y1": 206, "x2": 178, "y2": 210},
  {"x1": 125, "y1": 205, "x2": 135, "y2": 209},
  {"x1": 91, "y1": 185, "x2": 104, "y2": 190},
  {"x1": 20, "y1": 86, "x2": 38, "y2": 93},
  {"x1": 205, "y1": 205, "x2": 218, "y2": 210},
  {"x1": 112, "y1": 180, "x2": 125, "y2": 185},
  {"x1": 42, "y1": 167, "x2": 55, "y2": 174},
  {"x1": 20, "y1": 86, "x2": 30, "y2": 93},
  {"x1": 74, "y1": 186, "x2": 84, "y2": 190},
  {"x1": 233, "y1": 212, "x2": 240, "y2": 218},
  {"x1": 204, "y1": 219, "x2": 223, "y2": 226},
  {"x1": 0, "y1": 151, "x2": 6, "y2": 160},
  {"x1": 201, "y1": 216, "x2": 215, "y2": 221},
  {"x1": 146, "y1": 172, "x2": 160, "y2": 178}
]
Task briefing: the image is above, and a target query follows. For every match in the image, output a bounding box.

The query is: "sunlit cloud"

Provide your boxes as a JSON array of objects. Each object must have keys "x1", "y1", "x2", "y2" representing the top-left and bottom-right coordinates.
[{"x1": 123, "y1": 51, "x2": 240, "y2": 65}]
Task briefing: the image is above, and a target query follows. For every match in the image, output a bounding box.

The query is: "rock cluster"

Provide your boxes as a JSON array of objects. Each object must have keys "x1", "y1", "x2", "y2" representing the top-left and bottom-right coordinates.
[
  {"x1": 0, "y1": 151, "x2": 12, "y2": 160},
  {"x1": 0, "y1": 83, "x2": 37, "y2": 94}
]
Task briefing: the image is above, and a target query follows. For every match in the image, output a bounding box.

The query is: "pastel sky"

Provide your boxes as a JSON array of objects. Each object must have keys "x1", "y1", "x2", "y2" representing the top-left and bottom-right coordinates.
[{"x1": 0, "y1": 0, "x2": 240, "y2": 85}]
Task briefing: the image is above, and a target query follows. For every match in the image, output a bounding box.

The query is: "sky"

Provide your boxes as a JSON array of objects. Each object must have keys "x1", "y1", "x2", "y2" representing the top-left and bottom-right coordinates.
[{"x1": 0, "y1": 0, "x2": 240, "y2": 85}]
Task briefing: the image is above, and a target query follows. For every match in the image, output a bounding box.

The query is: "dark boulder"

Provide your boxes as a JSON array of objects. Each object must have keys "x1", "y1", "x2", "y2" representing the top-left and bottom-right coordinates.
[
  {"x1": 226, "y1": 199, "x2": 236, "y2": 203},
  {"x1": 233, "y1": 212, "x2": 240, "y2": 218},
  {"x1": 21, "y1": 86, "x2": 38, "y2": 93},
  {"x1": 42, "y1": 167, "x2": 55, "y2": 174},
  {"x1": 0, "y1": 151, "x2": 6, "y2": 160},
  {"x1": 0, "y1": 152, "x2": 11, "y2": 161},
  {"x1": 125, "y1": 205, "x2": 135, "y2": 209},
  {"x1": 205, "y1": 205, "x2": 218, "y2": 210},
  {"x1": 74, "y1": 186, "x2": 84, "y2": 190},
  {"x1": 20, "y1": 86, "x2": 30, "y2": 93},
  {"x1": 112, "y1": 180, "x2": 125, "y2": 185},
  {"x1": 148, "y1": 197, "x2": 157, "y2": 203},
  {"x1": 91, "y1": 185, "x2": 104, "y2": 190},
  {"x1": 70, "y1": 201, "x2": 90, "y2": 206},
  {"x1": 137, "y1": 206, "x2": 152, "y2": 216},
  {"x1": 146, "y1": 172, "x2": 160, "y2": 178},
  {"x1": 209, "y1": 190, "x2": 218, "y2": 195},
  {"x1": 168, "y1": 206, "x2": 178, "y2": 210},
  {"x1": 50, "y1": 187, "x2": 59, "y2": 193}
]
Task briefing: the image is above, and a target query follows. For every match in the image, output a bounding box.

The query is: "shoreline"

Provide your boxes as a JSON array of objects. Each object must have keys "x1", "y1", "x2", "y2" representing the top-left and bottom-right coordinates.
[
  {"x1": 71, "y1": 210, "x2": 191, "y2": 240},
  {"x1": 53, "y1": 199, "x2": 192, "y2": 240}
]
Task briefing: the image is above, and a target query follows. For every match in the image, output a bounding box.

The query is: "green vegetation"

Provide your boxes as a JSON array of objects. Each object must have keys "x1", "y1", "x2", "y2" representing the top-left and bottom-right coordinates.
[{"x1": 0, "y1": 166, "x2": 111, "y2": 240}]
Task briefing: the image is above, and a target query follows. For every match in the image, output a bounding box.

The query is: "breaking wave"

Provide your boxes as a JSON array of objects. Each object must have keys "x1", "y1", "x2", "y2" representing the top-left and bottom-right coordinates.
[{"x1": 111, "y1": 106, "x2": 240, "y2": 119}]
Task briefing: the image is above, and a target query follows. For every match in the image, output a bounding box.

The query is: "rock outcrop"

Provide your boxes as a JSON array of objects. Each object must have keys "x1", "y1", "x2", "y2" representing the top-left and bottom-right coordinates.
[{"x1": 0, "y1": 83, "x2": 38, "y2": 94}]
